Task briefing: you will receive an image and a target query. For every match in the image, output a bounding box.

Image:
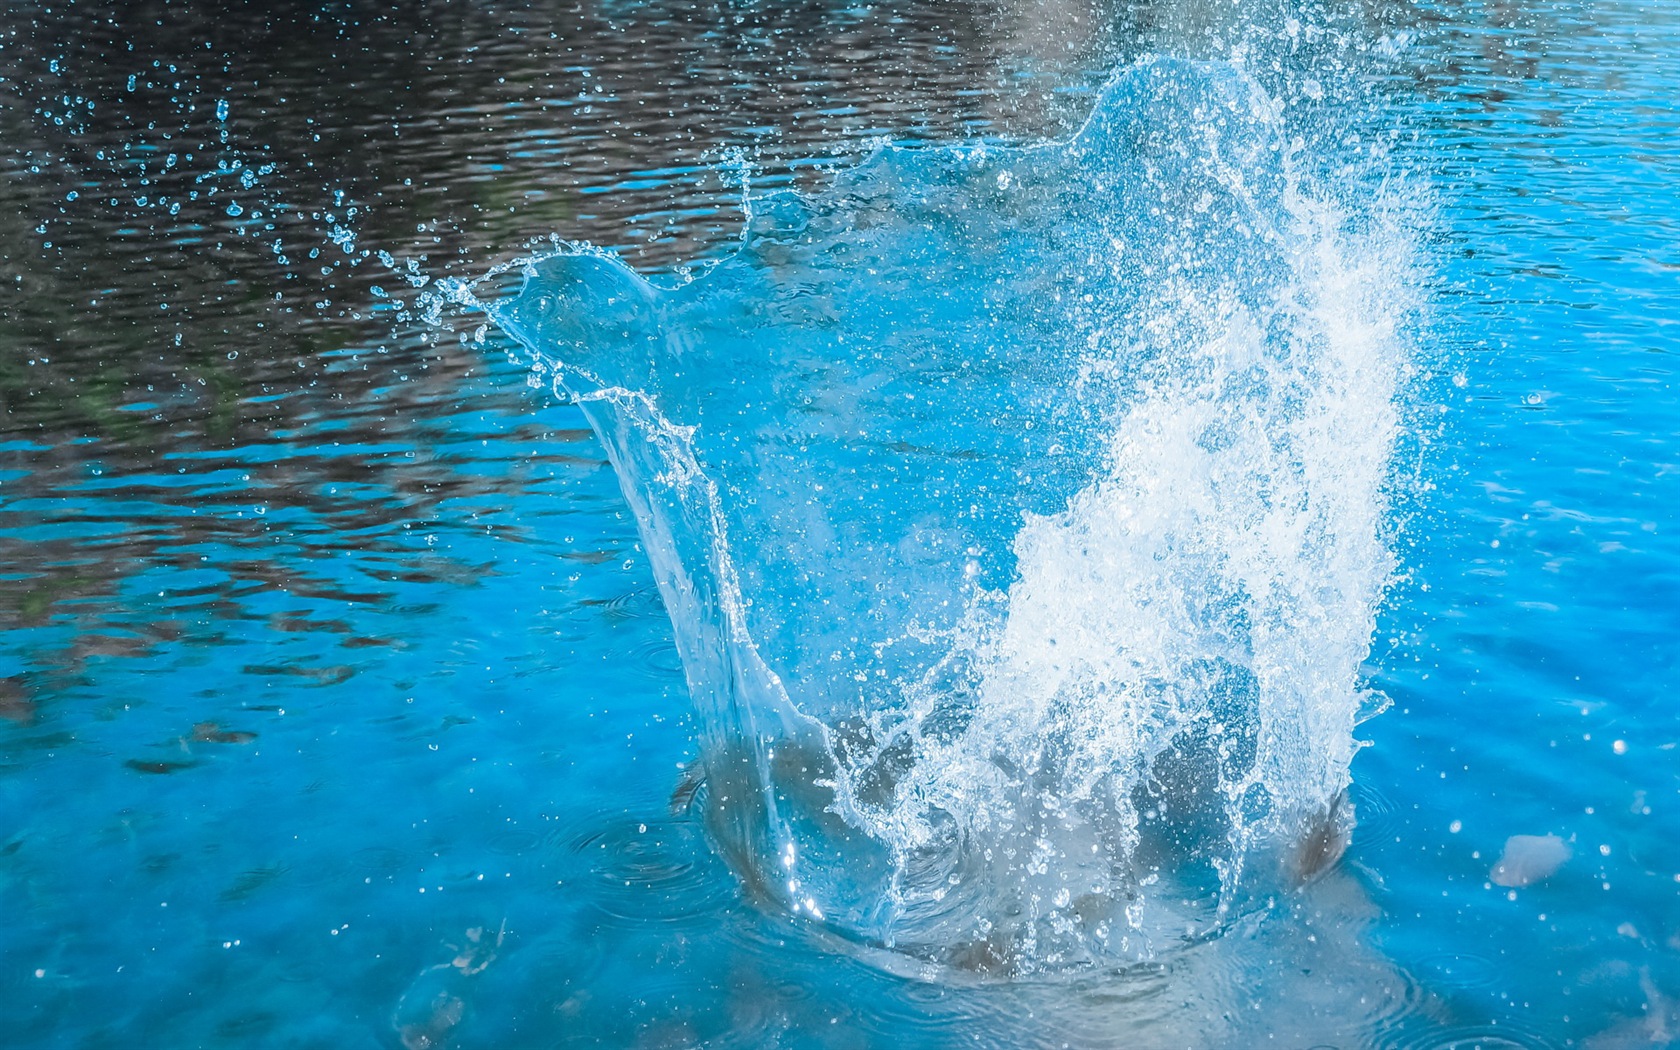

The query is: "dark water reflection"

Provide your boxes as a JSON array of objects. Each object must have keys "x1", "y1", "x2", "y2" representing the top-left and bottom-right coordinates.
[{"x1": 0, "y1": 0, "x2": 1142, "y2": 693}]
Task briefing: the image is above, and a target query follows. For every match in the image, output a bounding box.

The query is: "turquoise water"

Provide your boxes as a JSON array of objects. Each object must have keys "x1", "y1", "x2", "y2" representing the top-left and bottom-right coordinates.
[{"x1": 1, "y1": 1, "x2": 1677, "y2": 1047}]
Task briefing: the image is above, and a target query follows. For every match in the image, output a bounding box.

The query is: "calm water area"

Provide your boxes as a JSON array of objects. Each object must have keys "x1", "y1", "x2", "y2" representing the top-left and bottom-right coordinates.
[{"x1": 1, "y1": 0, "x2": 1677, "y2": 1047}]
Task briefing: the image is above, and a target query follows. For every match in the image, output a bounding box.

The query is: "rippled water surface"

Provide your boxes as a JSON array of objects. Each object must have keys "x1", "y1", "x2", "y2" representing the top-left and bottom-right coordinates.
[{"x1": 1, "y1": 1, "x2": 1676, "y2": 1047}]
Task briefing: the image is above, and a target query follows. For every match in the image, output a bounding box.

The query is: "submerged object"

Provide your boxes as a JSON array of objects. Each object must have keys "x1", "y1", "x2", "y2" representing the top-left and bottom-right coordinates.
[
  {"x1": 1489, "y1": 834, "x2": 1571, "y2": 888},
  {"x1": 392, "y1": 922, "x2": 507, "y2": 1050},
  {"x1": 490, "y1": 56, "x2": 1416, "y2": 973}
]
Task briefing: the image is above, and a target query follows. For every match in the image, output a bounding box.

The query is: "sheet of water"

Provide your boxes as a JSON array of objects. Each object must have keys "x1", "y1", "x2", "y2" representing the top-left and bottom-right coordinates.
[{"x1": 484, "y1": 49, "x2": 1419, "y2": 975}]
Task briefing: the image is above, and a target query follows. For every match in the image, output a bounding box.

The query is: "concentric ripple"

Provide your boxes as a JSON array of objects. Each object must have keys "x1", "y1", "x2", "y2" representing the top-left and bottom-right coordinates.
[
  {"x1": 1383, "y1": 1022, "x2": 1557, "y2": 1050},
  {"x1": 1408, "y1": 951, "x2": 1506, "y2": 994},
  {"x1": 568, "y1": 816, "x2": 737, "y2": 927}
]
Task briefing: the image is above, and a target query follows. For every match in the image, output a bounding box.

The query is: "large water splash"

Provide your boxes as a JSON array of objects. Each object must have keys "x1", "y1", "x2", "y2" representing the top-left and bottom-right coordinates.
[{"x1": 489, "y1": 53, "x2": 1420, "y2": 974}]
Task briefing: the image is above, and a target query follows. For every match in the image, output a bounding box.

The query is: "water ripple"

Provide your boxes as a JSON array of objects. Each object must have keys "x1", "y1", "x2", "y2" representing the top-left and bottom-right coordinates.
[
  {"x1": 1351, "y1": 781, "x2": 1406, "y2": 848},
  {"x1": 1383, "y1": 1023, "x2": 1556, "y2": 1050},
  {"x1": 1408, "y1": 951, "x2": 1506, "y2": 993},
  {"x1": 568, "y1": 816, "x2": 736, "y2": 928}
]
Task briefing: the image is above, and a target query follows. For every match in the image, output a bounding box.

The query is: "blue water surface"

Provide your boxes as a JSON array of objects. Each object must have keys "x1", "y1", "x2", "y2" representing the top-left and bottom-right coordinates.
[
  {"x1": 1358, "y1": 0, "x2": 1680, "y2": 1040},
  {"x1": 1, "y1": 0, "x2": 1677, "y2": 1047}
]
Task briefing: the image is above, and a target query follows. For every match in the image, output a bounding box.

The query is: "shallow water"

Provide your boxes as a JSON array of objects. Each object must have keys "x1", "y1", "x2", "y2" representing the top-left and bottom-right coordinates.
[{"x1": 1, "y1": 1, "x2": 1676, "y2": 1047}]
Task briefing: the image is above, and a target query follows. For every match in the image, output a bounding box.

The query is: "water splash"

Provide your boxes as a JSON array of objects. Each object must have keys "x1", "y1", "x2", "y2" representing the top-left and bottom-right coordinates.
[{"x1": 489, "y1": 54, "x2": 1422, "y2": 973}]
